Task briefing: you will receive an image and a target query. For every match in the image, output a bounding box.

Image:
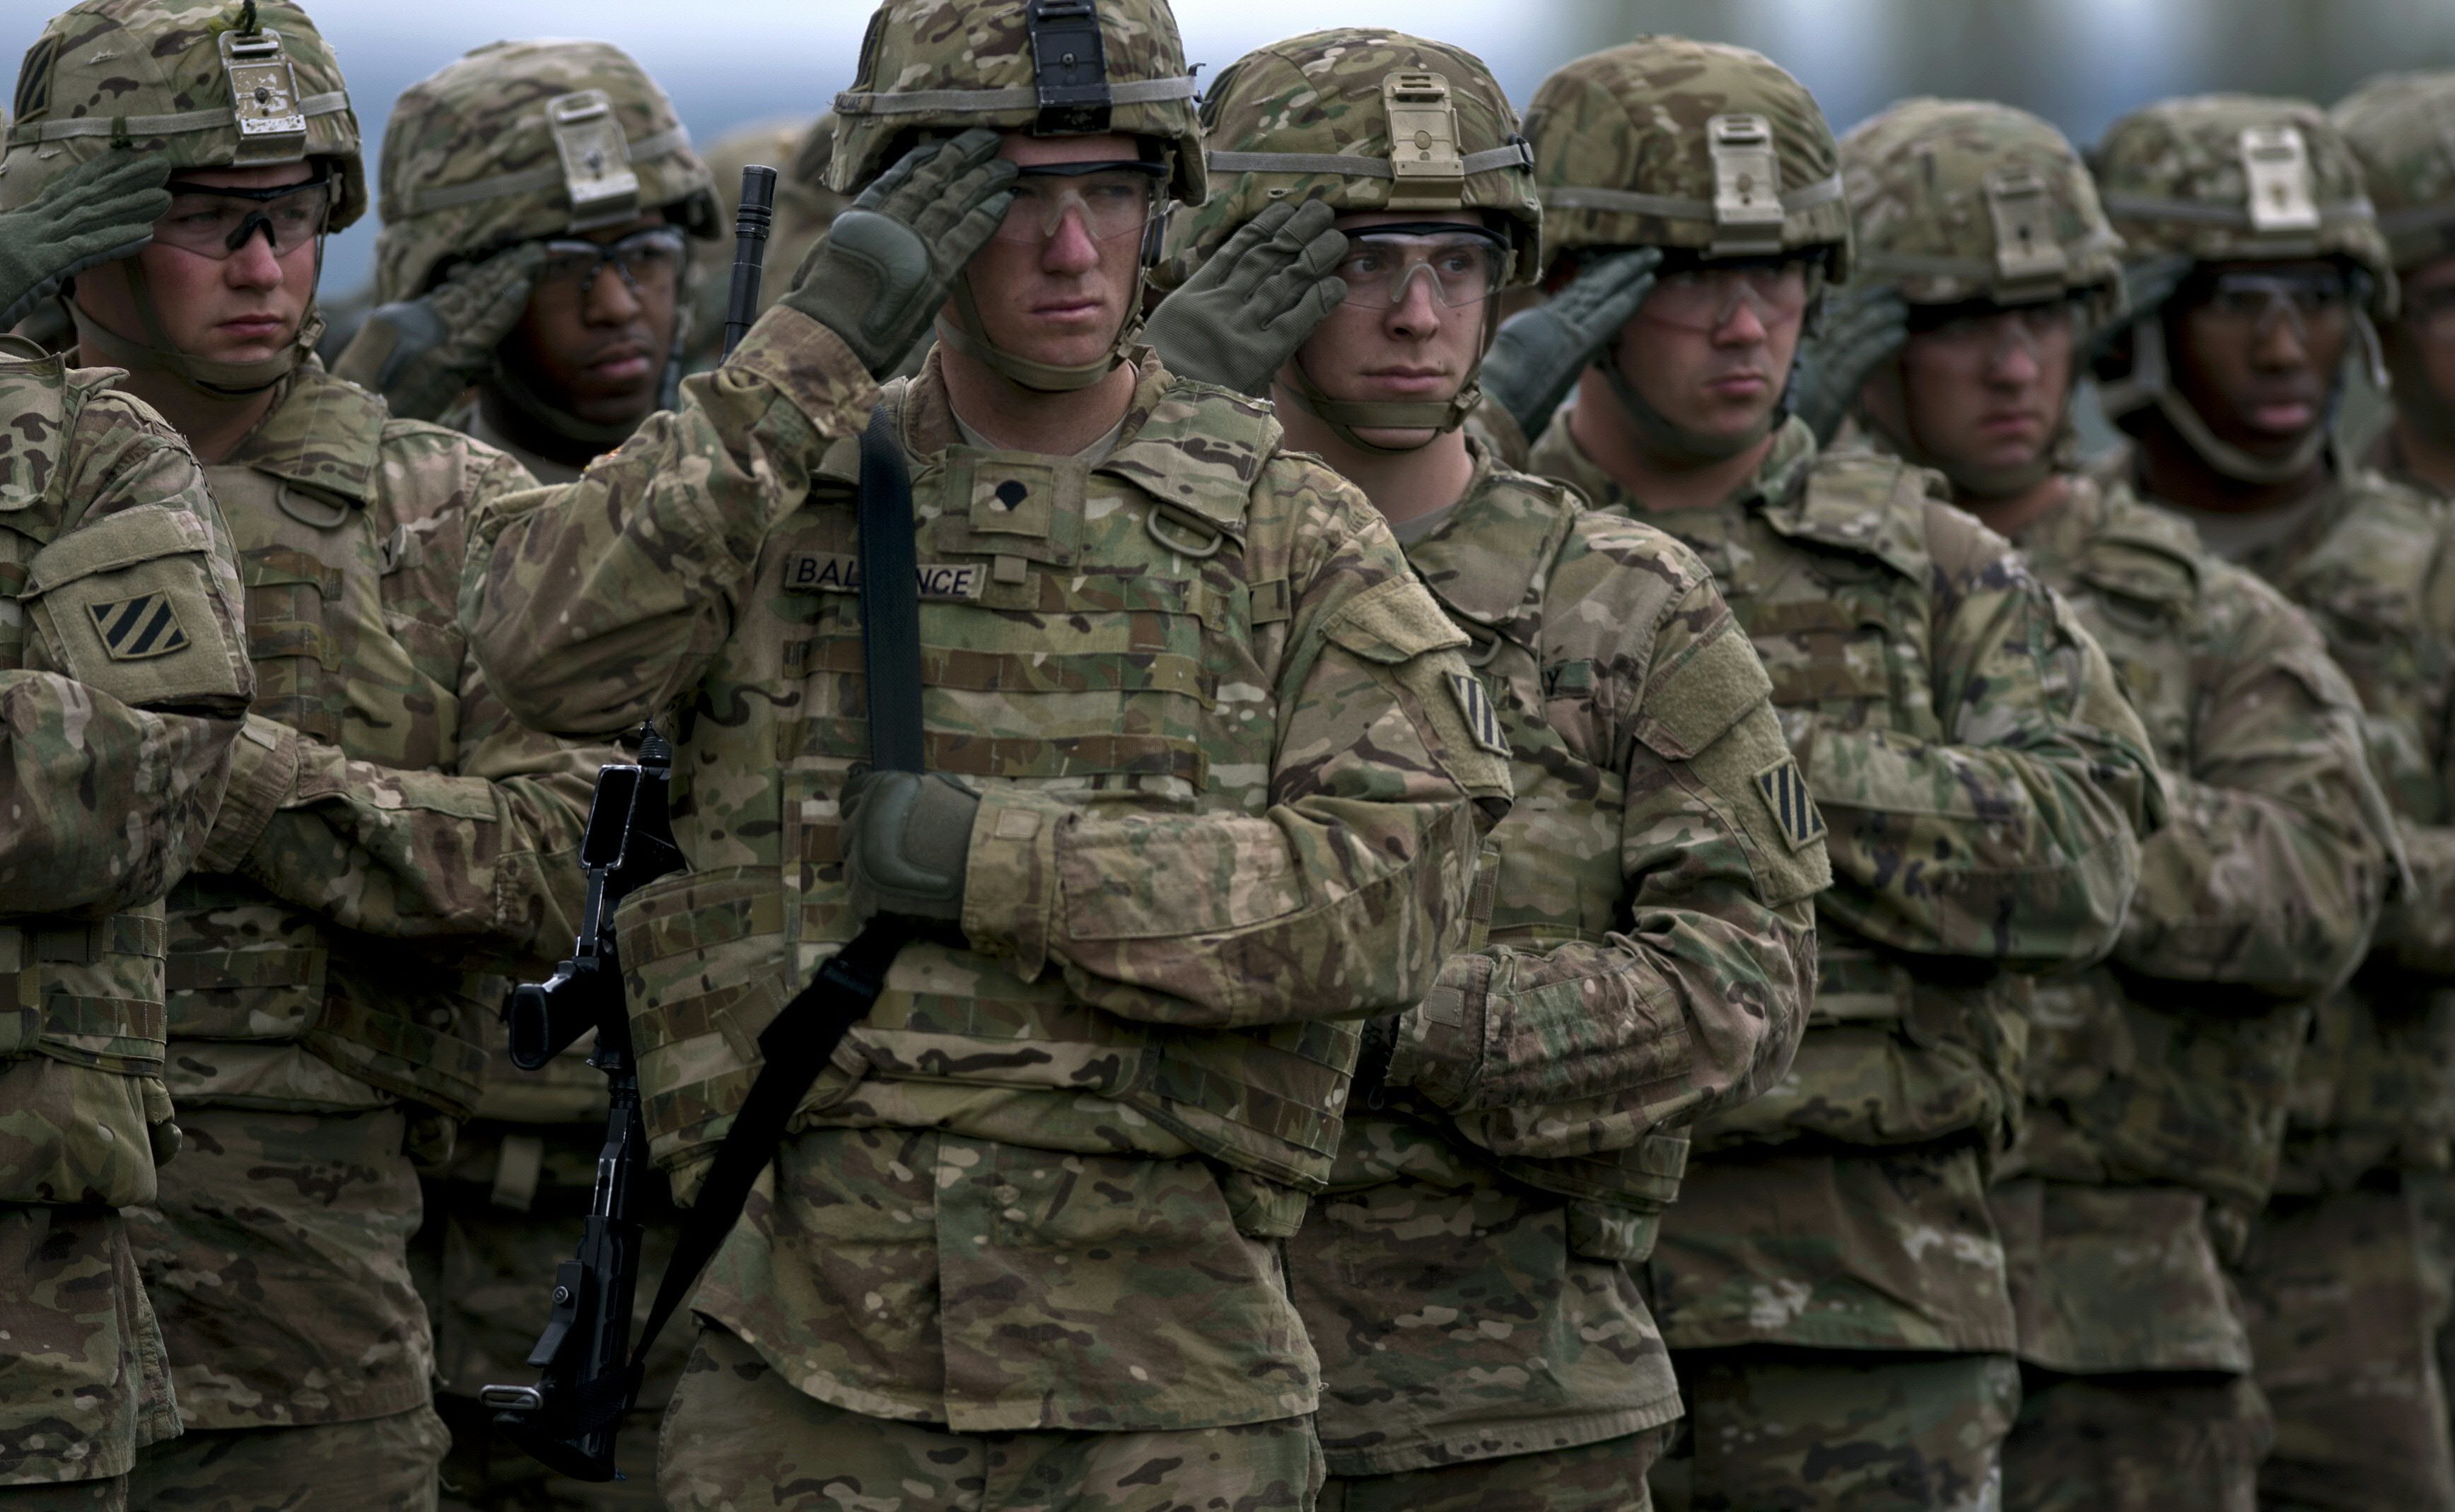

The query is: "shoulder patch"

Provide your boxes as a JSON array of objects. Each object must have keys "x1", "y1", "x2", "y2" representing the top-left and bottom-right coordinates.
[
  {"x1": 88, "y1": 593, "x2": 189, "y2": 660},
  {"x1": 1754, "y1": 756, "x2": 1828, "y2": 852},
  {"x1": 1447, "y1": 671, "x2": 1512, "y2": 757}
]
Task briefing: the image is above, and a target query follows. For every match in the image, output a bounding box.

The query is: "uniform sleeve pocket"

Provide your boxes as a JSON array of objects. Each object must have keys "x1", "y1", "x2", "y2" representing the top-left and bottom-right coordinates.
[{"x1": 24, "y1": 503, "x2": 250, "y2": 713}]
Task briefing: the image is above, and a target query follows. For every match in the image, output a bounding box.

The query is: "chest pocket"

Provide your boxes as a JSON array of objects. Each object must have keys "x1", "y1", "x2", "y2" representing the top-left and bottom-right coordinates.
[
  {"x1": 1739, "y1": 574, "x2": 1913, "y2": 732},
  {"x1": 208, "y1": 469, "x2": 455, "y2": 766}
]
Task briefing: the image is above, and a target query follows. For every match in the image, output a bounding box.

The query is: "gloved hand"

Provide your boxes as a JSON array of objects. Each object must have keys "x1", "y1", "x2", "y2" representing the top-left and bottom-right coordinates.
[
  {"x1": 0, "y1": 149, "x2": 171, "y2": 331},
  {"x1": 841, "y1": 769, "x2": 981, "y2": 930},
  {"x1": 1785, "y1": 281, "x2": 1911, "y2": 445},
  {"x1": 1478, "y1": 247, "x2": 1662, "y2": 441},
  {"x1": 1142, "y1": 198, "x2": 1347, "y2": 396},
  {"x1": 330, "y1": 242, "x2": 546, "y2": 421},
  {"x1": 780, "y1": 128, "x2": 1017, "y2": 377}
]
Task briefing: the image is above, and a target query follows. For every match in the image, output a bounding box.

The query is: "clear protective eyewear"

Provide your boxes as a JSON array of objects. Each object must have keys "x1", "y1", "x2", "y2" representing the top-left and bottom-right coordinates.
[
  {"x1": 1334, "y1": 228, "x2": 1510, "y2": 310},
  {"x1": 2188, "y1": 269, "x2": 2350, "y2": 341},
  {"x1": 1640, "y1": 257, "x2": 1812, "y2": 333},
  {"x1": 992, "y1": 160, "x2": 1165, "y2": 244},
  {"x1": 537, "y1": 226, "x2": 689, "y2": 296},
  {"x1": 1910, "y1": 298, "x2": 2080, "y2": 369},
  {"x1": 153, "y1": 170, "x2": 335, "y2": 259}
]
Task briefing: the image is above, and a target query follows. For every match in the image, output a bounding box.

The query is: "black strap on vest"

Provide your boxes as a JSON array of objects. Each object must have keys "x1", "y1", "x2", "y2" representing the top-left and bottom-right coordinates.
[{"x1": 561, "y1": 404, "x2": 926, "y2": 1441}]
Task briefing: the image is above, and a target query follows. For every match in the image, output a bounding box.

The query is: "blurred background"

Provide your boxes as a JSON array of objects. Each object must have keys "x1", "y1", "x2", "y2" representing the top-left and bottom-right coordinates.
[{"x1": 13, "y1": 0, "x2": 2455, "y2": 300}]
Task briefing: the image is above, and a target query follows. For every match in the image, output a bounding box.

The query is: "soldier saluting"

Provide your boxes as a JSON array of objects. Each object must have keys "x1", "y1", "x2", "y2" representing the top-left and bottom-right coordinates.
[{"x1": 463, "y1": 1, "x2": 1510, "y2": 1506}]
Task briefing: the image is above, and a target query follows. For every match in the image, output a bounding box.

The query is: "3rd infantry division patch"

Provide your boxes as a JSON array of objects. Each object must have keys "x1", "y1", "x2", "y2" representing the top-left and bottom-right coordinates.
[
  {"x1": 1447, "y1": 671, "x2": 1512, "y2": 756},
  {"x1": 1755, "y1": 756, "x2": 1827, "y2": 851},
  {"x1": 88, "y1": 594, "x2": 189, "y2": 660}
]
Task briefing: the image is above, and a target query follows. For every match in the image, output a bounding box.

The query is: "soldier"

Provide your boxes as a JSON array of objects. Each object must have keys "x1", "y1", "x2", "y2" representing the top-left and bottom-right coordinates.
[
  {"x1": 1829, "y1": 97, "x2": 2398, "y2": 1512},
  {"x1": 2088, "y1": 94, "x2": 2455, "y2": 1511},
  {"x1": 2, "y1": 3, "x2": 609, "y2": 1505},
  {"x1": 1466, "y1": 38, "x2": 2163, "y2": 1509},
  {"x1": 2336, "y1": 74, "x2": 2455, "y2": 495},
  {"x1": 1136, "y1": 29, "x2": 1824, "y2": 1510},
  {"x1": 0, "y1": 148, "x2": 256, "y2": 1512},
  {"x1": 462, "y1": 0, "x2": 1513, "y2": 1507},
  {"x1": 334, "y1": 40, "x2": 721, "y2": 481},
  {"x1": 681, "y1": 114, "x2": 849, "y2": 372}
]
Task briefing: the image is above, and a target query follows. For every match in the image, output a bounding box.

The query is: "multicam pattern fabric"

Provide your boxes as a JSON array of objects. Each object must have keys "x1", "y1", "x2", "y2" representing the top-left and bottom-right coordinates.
[
  {"x1": 1840, "y1": 98, "x2": 2124, "y2": 314},
  {"x1": 829, "y1": 0, "x2": 1207, "y2": 204},
  {"x1": 1998, "y1": 1369, "x2": 2271, "y2": 1512},
  {"x1": 1522, "y1": 37, "x2": 1852, "y2": 274},
  {"x1": 127, "y1": 1399, "x2": 450, "y2": 1511},
  {"x1": 0, "y1": 351, "x2": 250, "y2": 1488},
  {"x1": 1993, "y1": 472, "x2": 2391, "y2": 1374},
  {"x1": 0, "y1": 0, "x2": 366, "y2": 228},
  {"x1": 1319, "y1": 1426, "x2": 1669, "y2": 1512},
  {"x1": 1527, "y1": 413, "x2": 2162, "y2": 1352},
  {"x1": 2335, "y1": 70, "x2": 2455, "y2": 271},
  {"x1": 658, "y1": 1325, "x2": 1322, "y2": 1512},
  {"x1": 1297, "y1": 452, "x2": 1821, "y2": 1477},
  {"x1": 373, "y1": 38, "x2": 719, "y2": 305},
  {"x1": 1164, "y1": 30, "x2": 1544, "y2": 289},
  {"x1": 2089, "y1": 94, "x2": 2395, "y2": 308},
  {"x1": 464, "y1": 303, "x2": 1508, "y2": 1433},
  {"x1": 135, "y1": 361, "x2": 604, "y2": 1433}
]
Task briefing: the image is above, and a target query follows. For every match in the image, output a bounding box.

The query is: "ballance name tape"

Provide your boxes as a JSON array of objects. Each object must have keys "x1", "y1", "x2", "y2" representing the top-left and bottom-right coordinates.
[{"x1": 783, "y1": 552, "x2": 986, "y2": 601}]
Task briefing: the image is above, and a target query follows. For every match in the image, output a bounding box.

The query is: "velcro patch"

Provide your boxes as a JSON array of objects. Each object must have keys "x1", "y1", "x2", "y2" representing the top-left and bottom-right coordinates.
[
  {"x1": 782, "y1": 552, "x2": 986, "y2": 601},
  {"x1": 1447, "y1": 672, "x2": 1511, "y2": 758},
  {"x1": 87, "y1": 594, "x2": 189, "y2": 660},
  {"x1": 1755, "y1": 756, "x2": 1826, "y2": 852}
]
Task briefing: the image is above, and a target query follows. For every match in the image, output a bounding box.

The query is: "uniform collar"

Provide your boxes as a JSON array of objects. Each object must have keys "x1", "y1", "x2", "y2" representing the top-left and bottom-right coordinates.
[
  {"x1": 216, "y1": 359, "x2": 385, "y2": 505},
  {"x1": 1398, "y1": 441, "x2": 1578, "y2": 635}
]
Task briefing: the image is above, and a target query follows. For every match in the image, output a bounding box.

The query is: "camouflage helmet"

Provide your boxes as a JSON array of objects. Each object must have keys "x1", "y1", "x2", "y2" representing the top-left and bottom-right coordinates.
[
  {"x1": 1163, "y1": 30, "x2": 1540, "y2": 289},
  {"x1": 2333, "y1": 70, "x2": 2455, "y2": 272},
  {"x1": 1841, "y1": 98, "x2": 2122, "y2": 317},
  {"x1": 1524, "y1": 37, "x2": 1850, "y2": 280},
  {"x1": 829, "y1": 0, "x2": 1205, "y2": 206},
  {"x1": 2091, "y1": 94, "x2": 2393, "y2": 315},
  {"x1": 372, "y1": 39, "x2": 718, "y2": 305},
  {"x1": 1, "y1": 0, "x2": 363, "y2": 228}
]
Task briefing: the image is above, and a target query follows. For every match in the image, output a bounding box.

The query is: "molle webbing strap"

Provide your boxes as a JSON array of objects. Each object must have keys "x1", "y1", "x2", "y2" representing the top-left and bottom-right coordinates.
[
  {"x1": 7, "y1": 91, "x2": 351, "y2": 145},
  {"x1": 397, "y1": 124, "x2": 694, "y2": 218}
]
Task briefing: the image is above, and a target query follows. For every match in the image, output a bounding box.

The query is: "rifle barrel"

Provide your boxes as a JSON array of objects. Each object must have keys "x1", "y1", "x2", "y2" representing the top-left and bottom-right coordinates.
[{"x1": 721, "y1": 165, "x2": 780, "y2": 361}]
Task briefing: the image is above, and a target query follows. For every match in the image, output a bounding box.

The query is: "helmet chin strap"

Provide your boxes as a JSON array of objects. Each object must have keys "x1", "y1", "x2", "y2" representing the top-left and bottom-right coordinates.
[
  {"x1": 1276, "y1": 304, "x2": 1493, "y2": 455},
  {"x1": 1596, "y1": 335, "x2": 1775, "y2": 464},
  {"x1": 1860, "y1": 361, "x2": 2064, "y2": 500},
  {"x1": 2101, "y1": 317, "x2": 2333, "y2": 487},
  {"x1": 71, "y1": 247, "x2": 322, "y2": 399},
  {"x1": 935, "y1": 267, "x2": 1131, "y2": 394}
]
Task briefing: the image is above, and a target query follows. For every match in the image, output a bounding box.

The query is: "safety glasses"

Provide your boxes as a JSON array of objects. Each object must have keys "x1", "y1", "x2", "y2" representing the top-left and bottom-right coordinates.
[
  {"x1": 1640, "y1": 257, "x2": 1812, "y2": 333},
  {"x1": 993, "y1": 160, "x2": 1165, "y2": 244},
  {"x1": 1908, "y1": 298, "x2": 2080, "y2": 368},
  {"x1": 1334, "y1": 228, "x2": 1510, "y2": 310},
  {"x1": 153, "y1": 170, "x2": 334, "y2": 259},
  {"x1": 537, "y1": 226, "x2": 689, "y2": 296},
  {"x1": 2186, "y1": 269, "x2": 2350, "y2": 341}
]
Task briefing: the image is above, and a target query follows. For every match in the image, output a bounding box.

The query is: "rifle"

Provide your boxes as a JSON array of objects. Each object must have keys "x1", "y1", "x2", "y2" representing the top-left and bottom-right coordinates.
[
  {"x1": 483, "y1": 161, "x2": 928, "y2": 1482},
  {"x1": 722, "y1": 165, "x2": 779, "y2": 360}
]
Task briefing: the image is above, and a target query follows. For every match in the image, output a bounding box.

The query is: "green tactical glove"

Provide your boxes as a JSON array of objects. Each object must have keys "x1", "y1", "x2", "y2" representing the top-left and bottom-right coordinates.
[
  {"x1": 1787, "y1": 282, "x2": 1911, "y2": 446},
  {"x1": 779, "y1": 128, "x2": 1017, "y2": 378},
  {"x1": 1478, "y1": 247, "x2": 1662, "y2": 442},
  {"x1": 0, "y1": 149, "x2": 171, "y2": 331},
  {"x1": 330, "y1": 242, "x2": 546, "y2": 421},
  {"x1": 841, "y1": 769, "x2": 981, "y2": 930},
  {"x1": 1142, "y1": 198, "x2": 1348, "y2": 396}
]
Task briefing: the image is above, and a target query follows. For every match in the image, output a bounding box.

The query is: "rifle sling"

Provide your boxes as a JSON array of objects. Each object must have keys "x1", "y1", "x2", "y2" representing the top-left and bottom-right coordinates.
[{"x1": 561, "y1": 402, "x2": 928, "y2": 1435}]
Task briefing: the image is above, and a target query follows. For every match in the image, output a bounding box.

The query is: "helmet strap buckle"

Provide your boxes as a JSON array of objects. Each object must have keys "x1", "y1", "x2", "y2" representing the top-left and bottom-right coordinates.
[
  {"x1": 1027, "y1": 0, "x2": 1114, "y2": 136},
  {"x1": 1985, "y1": 166, "x2": 2070, "y2": 300},
  {"x1": 2241, "y1": 125, "x2": 2322, "y2": 233},
  {"x1": 219, "y1": 27, "x2": 307, "y2": 166},
  {"x1": 1382, "y1": 71, "x2": 1466, "y2": 211},
  {"x1": 549, "y1": 90, "x2": 643, "y2": 231},
  {"x1": 1707, "y1": 114, "x2": 1787, "y2": 257}
]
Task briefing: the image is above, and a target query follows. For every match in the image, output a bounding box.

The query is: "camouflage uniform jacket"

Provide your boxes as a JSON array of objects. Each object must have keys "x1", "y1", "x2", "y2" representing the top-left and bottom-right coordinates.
[
  {"x1": 463, "y1": 305, "x2": 1509, "y2": 1434},
  {"x1": 1993, "y1": 471, "x2": 2391, "y2": 1376},
  {"x1": 0, "y1": 349, "x2": 252, "y2": 1486},
  {"x1": 134, "y1": 360, "x2": 603, "y2": 1430},
  {"x1": 2109, "y1": 451, "x2": 2455, "y2": 1193},
  {"x1": 1300, "y1": 448, "x2": 1825, "y2": 1475},
  {"x1": 1527, "y1": 411, "x2": 2161, "y2": 1353}
]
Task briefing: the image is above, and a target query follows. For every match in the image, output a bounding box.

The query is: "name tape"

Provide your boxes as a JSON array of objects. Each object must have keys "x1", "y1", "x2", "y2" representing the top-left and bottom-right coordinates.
[{"x1": 783, "y1": 552, "x2": 986, "y2": 601}]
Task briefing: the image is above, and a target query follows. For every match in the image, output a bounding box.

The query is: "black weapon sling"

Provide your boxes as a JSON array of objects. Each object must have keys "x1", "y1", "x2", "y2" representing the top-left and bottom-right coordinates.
[{"x1": 561, "y1": 404, "x2": 925, "y2": 1434}]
